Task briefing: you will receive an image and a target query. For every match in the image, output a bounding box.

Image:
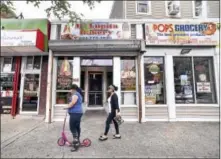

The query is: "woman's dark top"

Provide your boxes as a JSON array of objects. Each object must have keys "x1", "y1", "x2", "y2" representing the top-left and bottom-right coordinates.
[{"x1": 110, "y1": 93, "x2": 120, "y2": 113}]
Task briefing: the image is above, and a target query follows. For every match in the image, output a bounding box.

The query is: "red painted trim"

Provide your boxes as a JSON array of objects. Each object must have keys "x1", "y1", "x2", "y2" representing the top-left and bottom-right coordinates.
[
  {"x1": 48, "y1": 20, "x2": 51, "y2": 40},
  {"x1": 36, "y1": 29, "x2": 45, "y2": 51},
  {"x1": 11, "y1": 57, "x2": 21, "y2": 117}
]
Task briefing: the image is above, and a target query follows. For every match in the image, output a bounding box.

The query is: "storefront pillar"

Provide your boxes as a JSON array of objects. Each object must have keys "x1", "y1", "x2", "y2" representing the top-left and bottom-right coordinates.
[
  {"x1": 11, "y1": 57, "x2": 21, "y2": 118},
  {"x1": 45, "y1": 50, "x2": 53, "y2": 123},
  {"x1": 214, "y1": 52, "x2": 220, "y2": 104},
  {"x1": 113, "y1": 57, "x2": 121, "y2": 104},
  {"x1": 140, "y1": 54, "x2": 145, "y2": 122},
  {"x1": 137, "y1": 54, "x2": 143, "y2": 123},
  {"x1": 73, "y1": 57, "x2": 81, "y2": 86},
  {"x1": 165, "y1": 54, "x2": 176, "y2": 120}
]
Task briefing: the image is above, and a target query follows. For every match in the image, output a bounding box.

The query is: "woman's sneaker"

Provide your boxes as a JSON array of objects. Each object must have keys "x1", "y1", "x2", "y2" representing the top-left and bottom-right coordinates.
[{"x1": 113, "y1": 134, "x2": 121, "y2": 139}]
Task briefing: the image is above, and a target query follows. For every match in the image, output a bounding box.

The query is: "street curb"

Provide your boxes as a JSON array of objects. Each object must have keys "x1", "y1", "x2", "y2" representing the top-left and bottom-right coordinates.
[{"x1": 1, "y1": 119, "x2": 44, "y2": 149}]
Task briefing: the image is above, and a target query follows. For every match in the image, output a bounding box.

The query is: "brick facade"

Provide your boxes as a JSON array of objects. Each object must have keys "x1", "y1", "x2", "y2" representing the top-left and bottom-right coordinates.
[{"x1": 39, "y1": 56, "x2": 48, "y2": 115}]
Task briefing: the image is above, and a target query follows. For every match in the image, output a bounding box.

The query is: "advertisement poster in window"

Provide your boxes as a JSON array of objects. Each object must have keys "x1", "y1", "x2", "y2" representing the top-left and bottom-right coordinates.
[
  {"x1": 121, "y1": 60, "x2": 136, "y2": 91},
  {"x1": 144, "y1": 57, "x2": 165, "y2": 104},
  {"x1": 145, "y1": 22, "x2": 219, "y2": 45},
  {"x1": 57, "y1": 57, "x2": 73, "y2": 90},
  {"x1": 196, "y1": 82, "x2": 211, "y2": 93}
]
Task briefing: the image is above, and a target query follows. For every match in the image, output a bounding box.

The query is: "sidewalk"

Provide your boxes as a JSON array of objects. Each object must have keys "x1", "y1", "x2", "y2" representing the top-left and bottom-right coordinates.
[{"x1": 1, "y1": 113, "x2": 219, "y2": 158}]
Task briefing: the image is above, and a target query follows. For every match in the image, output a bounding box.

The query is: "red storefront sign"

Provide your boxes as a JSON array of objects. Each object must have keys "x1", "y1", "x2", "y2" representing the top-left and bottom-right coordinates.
[{"x1": 1, "y1": 29, "x2": 45, "y2": 52}]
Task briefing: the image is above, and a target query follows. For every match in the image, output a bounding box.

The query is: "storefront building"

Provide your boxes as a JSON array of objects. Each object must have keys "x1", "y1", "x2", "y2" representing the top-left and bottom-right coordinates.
[
  {"x1": 0, "y1": 19, "x2": 50, "y2": 117},
  {"x1": 45, "y1": 19, "x2": 219, "y2": 123},
  {"x1": 138, "y1": 20, "x2": 220, "y2": 122},
  {"x1": 45, "y1": 20, "x2": 145, "y2": 122}
]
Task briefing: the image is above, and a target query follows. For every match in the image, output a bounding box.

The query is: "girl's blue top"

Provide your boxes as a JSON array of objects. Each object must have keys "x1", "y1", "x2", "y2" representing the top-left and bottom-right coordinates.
[{"x1": 68, "y1": 92, "x2": 83, "y2": 114}]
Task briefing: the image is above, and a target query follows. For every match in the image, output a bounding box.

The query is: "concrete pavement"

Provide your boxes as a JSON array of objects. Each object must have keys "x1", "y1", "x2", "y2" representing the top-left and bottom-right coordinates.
[{"x1": 1, "y1": 111, "x2": 219, "y2": 158}]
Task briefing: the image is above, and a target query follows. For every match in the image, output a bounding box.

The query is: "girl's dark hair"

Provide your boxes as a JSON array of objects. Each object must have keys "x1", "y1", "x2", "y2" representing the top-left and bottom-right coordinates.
[
  {"x1": 112, "y1": 84, "x2": 118, "y2": 91},
  {"x1": 71, "y1": 84, "x2": 78, "y2": 90}
]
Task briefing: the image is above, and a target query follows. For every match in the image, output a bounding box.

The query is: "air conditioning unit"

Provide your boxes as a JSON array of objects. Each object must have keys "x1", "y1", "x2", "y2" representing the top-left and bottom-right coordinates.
[{"x1": 168, "y1": 1, "x2": 180, "y2": 15}]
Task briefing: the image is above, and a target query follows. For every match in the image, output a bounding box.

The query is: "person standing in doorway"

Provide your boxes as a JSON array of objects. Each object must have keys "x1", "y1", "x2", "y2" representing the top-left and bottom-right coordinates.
[
  {"x1": 64, "y1": 84, "x2": 83, "y2": 151},
  {"x1": 99, "y1": 84, "x2": 121, "y2": 141}
]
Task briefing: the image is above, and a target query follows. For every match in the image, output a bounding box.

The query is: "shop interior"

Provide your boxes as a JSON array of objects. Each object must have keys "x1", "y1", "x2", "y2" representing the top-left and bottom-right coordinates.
[{"x1": 56, "y1": 57, "x2": 113, "y2": 108}]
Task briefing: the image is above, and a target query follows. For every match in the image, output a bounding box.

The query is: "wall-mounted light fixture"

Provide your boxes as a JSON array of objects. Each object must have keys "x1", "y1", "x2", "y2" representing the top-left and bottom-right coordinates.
[{"x1": 180, "y1": 48, "x2": 192, "y2": 55}]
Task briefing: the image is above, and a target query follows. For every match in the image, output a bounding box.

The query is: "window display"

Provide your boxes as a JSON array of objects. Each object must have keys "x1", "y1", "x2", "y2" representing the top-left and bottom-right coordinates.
[
  {"x1": 173, "y1": 57, "x2": 216, "y2": 104},
  {"x1": 2, "y1": 57, "x2": 16, "y2": 72},
  {"x1": 194, "y1": 57, "x2": 216, "y2": 103},
  {"x1": 173, "y1": 57, "x2": 194, "y2": 103},
  {"x1": 26, "y1": 56, "x2": 41, "y2": 70},
  {"x1": 56, "y1": 57, "x2": 73, "y2": 104},
  {"x1": 121, "y1": 58, "x2": 136, "y2": 105},
  {"x1": 0, "y1": 74, "x2": 14, "y2": 97},
  {"x1": 22, "y1": 74, "x2": 39, "y2": 111},
  {"x1": 56, "y1": 57, "x2": 73, "y2": 90},
  {"x1": 144, "y1": 57, "x2": 165, "y2": 104}
]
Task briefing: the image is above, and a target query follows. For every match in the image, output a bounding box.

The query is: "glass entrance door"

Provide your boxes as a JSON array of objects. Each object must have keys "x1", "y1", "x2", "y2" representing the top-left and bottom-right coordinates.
[
  {"x1": 88, "y1": 72, "x2": 103, "y2": 107},
  {"x1": 21, "y1": 74, "x2": 40, "y2": 112}
]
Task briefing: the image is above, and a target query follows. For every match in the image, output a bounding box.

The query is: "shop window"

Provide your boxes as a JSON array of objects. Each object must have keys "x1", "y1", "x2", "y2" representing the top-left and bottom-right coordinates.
[
  {"x1": 144, "y1": 57, "x2": 166, "y2": 104},
  {"x1": 173, "y1": 57, "x2": 216, "y2": 104},
  {"x1": 56, "y1": 57, "x2": 73, "y2": 104},
  {"x1": 194, "y1": 57, "x2": 216, "y2": 103},
  {"x1": 174, "y1": 57, "x2": 195, "y2": 103},
  {"x1": 22, "y1": 74, "x2": 40, "y2": 111},
  {"x1": 121, "y1": 58, "x2": 136, "y2": 105},
  {"x1": 26, "y1": 56, "x2": 41, "y2": 70},
  {"x1": 0, "y1": 57, "x2": 16, "y2": 98},
  {"x1": 0, "y1": 74, "x2": 14, "y2": 97},
  {"x1": 2, "y1": 57, "x2": 15, "y2": 72}
]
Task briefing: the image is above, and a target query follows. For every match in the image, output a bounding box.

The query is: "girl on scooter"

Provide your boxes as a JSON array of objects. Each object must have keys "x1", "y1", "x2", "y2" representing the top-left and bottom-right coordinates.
[
  {"x1": 64, "y1": 84, "x2": 83, "y2": 151},
  {"x1": 99, "y1": 84, "x2": 121, "y2": 141}
]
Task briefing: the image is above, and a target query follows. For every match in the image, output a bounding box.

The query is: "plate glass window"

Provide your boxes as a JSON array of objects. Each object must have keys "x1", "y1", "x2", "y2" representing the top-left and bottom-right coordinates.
[
  {"x1": 56, "y1": 57, "x2": 73, "y2": 104},
  {"x1": 144, "y1": 57, "x2": 166, "y2": 104},
  {"x1": 121, "y1": 58, "x2": 136, "y2": 105},
  {"x1": 173, "y1": 57, "x2": 216, "y2": 104}
]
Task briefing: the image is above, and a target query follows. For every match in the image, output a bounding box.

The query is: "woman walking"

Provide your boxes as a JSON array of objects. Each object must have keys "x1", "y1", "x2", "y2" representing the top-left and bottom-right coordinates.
[
  {"x1": 99, "y1": 84, "x2": 121, "y2": 141},
  {"x1": 64, "y1": 84, "x2": 83, "y2": 151}
]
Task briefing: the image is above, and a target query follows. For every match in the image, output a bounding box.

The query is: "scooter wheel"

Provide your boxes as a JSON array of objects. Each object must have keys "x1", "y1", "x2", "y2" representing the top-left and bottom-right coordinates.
[
  {"x1": 57, "y1": 137, "x2": 65, "y2": 146},
  {"x1": 82, "y1": 138, "x2": 91, "y2": 147}
]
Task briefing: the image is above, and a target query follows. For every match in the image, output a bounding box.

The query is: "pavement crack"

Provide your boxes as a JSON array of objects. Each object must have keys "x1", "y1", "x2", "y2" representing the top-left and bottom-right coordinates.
[{"x1": 1, "y1": 120, "x2": 44, "y2": 150}]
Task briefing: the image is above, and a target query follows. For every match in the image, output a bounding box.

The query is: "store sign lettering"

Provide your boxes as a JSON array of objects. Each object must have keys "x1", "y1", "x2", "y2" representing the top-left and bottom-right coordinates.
[
  {"x1": 1, "y1": 31, "x2": 36, "y2": 47},
  {"x1": 60, "y1": 21, "x2": 131, "y2": 40},
  {"x1": 146, "y1": 22, "x2": 218, "y2": 45},
  {"x1": 153, "y1": 24, "x2": 209, "y2": 32}
]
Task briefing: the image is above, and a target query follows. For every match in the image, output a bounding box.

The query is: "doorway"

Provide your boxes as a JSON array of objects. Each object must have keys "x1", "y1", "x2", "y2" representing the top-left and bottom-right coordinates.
[
  {"x1": 88, "y1": 72, "x2": 103, "y2": 107},
  {"x1": 20, "y1": 56, "x2": 42, "y2": 113}
]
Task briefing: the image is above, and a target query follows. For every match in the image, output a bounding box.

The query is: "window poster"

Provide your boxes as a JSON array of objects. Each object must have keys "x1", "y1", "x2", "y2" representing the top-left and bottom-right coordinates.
[
  {"x1": 145, "y1": 85, "x2": 160, "y2": 104},
  {"x1": 3, "y1": 64, "x2": 11, "y2": 72},
  {"x1": 121, "y1": 60, "x2": 136, "y2": 91},
  {"x1": 180, "y1": 75, "x2": 188, "y2": 86},
  {"x1": 196, "y1": 82, "x2": 211, "y2": 93},
  {"x1": 145, "y1": 93, "x2": 156, "y2": 105},
  {"x1": 57, "y1": 57, "x2": 73, "y2": 90}
]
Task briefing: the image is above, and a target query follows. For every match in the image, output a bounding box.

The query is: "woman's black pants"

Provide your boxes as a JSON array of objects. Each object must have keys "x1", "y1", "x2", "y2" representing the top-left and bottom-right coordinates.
[
  {"x1": 104, "y1": 112, "x2": 119, "y2": 135},
  {"x1": 69, "y1": 113, "x2": 83, "y2": 141}
]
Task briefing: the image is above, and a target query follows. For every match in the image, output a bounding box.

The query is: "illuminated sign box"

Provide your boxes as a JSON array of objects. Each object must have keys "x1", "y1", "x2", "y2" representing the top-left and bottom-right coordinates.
[
  {"x1": 1, "y1": 29, "x2": 45, "y2": 53},
  {"x1": 145, "y1": 22, "x2": 219, "y2": 46}
]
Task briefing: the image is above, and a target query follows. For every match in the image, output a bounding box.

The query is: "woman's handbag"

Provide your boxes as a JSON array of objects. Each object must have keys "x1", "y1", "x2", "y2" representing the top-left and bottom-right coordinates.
[{"x1": 114, "y1": 115, "x2": 124, "y2": 125}]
